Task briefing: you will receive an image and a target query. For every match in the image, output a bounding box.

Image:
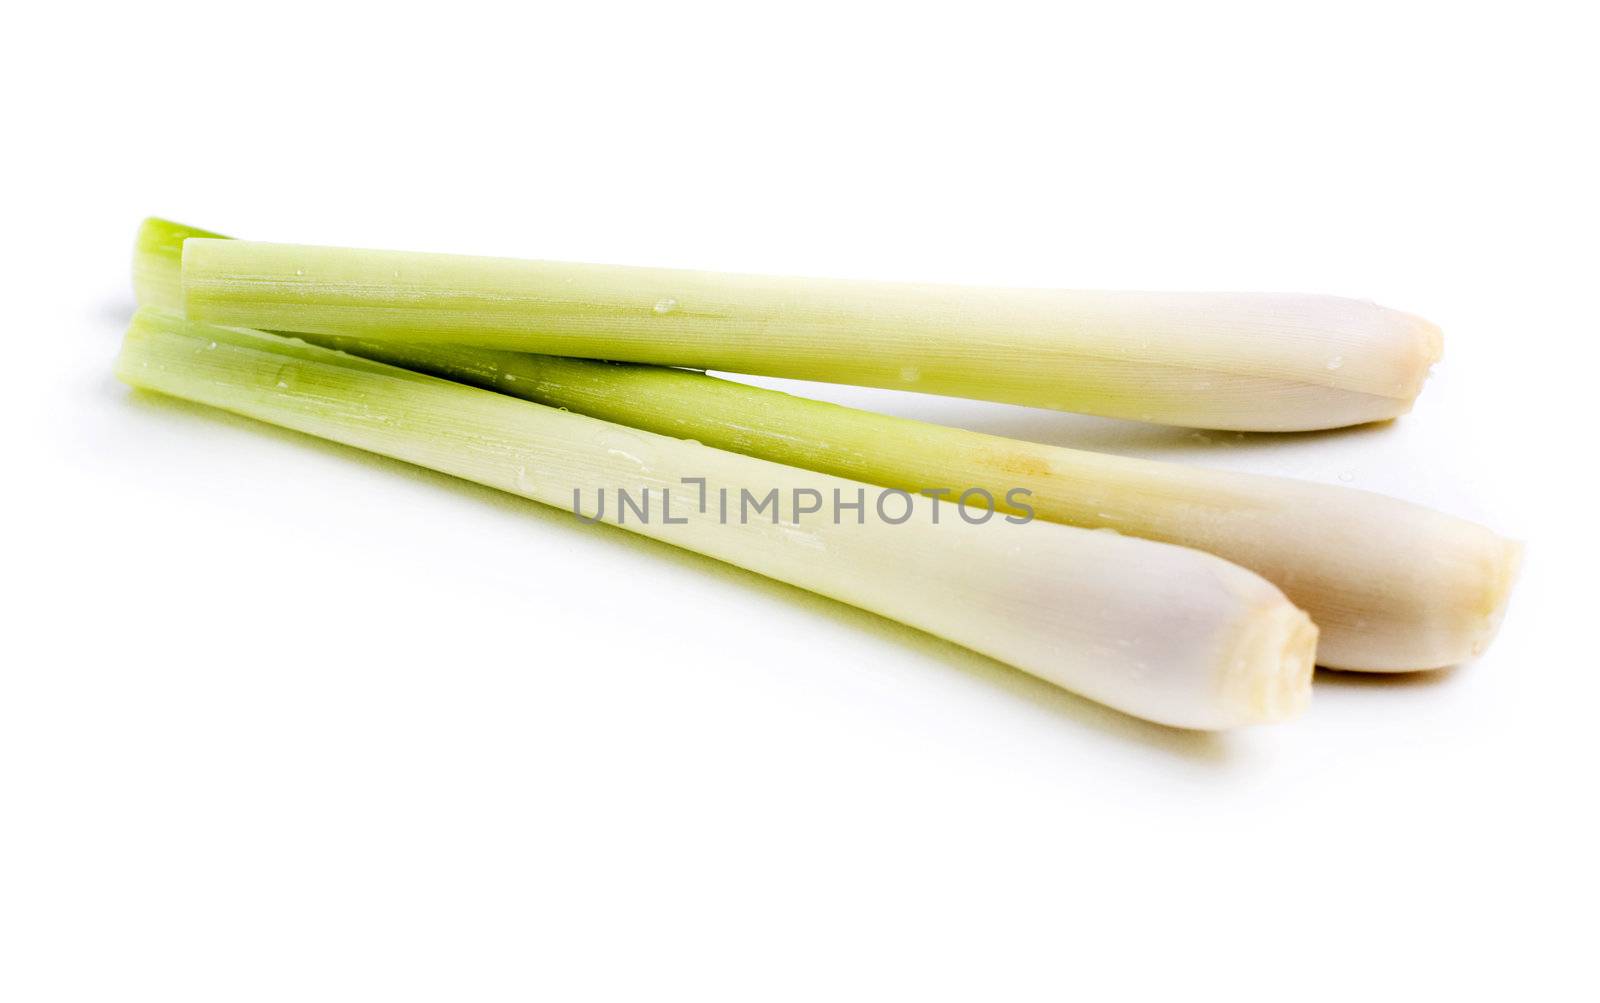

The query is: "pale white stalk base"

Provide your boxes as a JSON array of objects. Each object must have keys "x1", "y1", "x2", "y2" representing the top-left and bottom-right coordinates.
[{"x1": 117, "y1": 309, "x2": 1316, "y2": 729}]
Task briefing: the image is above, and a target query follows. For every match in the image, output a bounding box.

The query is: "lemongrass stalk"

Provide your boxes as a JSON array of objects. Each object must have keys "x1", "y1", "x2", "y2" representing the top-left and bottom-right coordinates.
[
  {"x1": 117, "y1": 308, "x2": 1316, "y2": 729},
  {"x1": 301, "y1": 339, "x2": 1519, "y2": 670},
  {"x1": 140, "y1": 220, "x2": 1516, "y2": 669},
  {"x1": 178, "y1": 236, "x2": 1443, "y2": 432}
]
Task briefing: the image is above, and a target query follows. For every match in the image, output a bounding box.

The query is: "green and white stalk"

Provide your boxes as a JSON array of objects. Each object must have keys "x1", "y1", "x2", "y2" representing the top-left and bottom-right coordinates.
[
  {"x1": 134, "y1": 219, "x2": 1522, "y2": 671},
  {"x1": 301, "y1": 340, "x2": 1521, "y2": 671},
  {"x1": 178, "y1": 236, "x2": 1444, "y2": 432},
  {"x1": 117, "y1": 308, "x2": 1317, "y2": 729}
]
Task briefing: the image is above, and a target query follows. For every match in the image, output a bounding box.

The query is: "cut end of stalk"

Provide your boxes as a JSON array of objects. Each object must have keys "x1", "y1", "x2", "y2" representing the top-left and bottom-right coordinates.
[
  {"x1": 1396, "y1": 309, "x2": 1446, "y2": 405},
  {"x1": 1419, "y1": 314, "x2": 1446, "y2": 369},
  {"x1": 1318, "y1": 301, "x2": 1444, "y2": 420},
  {"x1": 1467, "y1": 535, "x2": 1524, "y2": 660},
  {"x1": 134, "y1": 217, "x2": 225, "y2": 313},
  {"x1": 1218, "y1": 602, "x2": 1318, "y2": 725}
]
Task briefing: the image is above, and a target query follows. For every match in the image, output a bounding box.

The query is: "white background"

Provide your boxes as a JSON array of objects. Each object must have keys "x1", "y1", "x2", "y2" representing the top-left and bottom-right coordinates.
[{"x1": 4, "y1": 2, "x2": 1597, "y2": 999}]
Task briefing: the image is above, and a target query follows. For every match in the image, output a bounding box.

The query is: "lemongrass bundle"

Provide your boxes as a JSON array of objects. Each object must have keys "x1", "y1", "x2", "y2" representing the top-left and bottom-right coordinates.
[{"x1": 136, "y1": 219, "x2": 1516, "y2": 669}]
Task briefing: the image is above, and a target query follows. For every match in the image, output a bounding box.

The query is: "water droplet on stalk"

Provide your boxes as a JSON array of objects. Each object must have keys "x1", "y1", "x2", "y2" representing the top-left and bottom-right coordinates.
[
  {"x1": 653, "y1": 298, "x2": 678, "y2": 315},
  {"x1": 600, "y1": 428, "x2": 650, "y2": 469}
]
